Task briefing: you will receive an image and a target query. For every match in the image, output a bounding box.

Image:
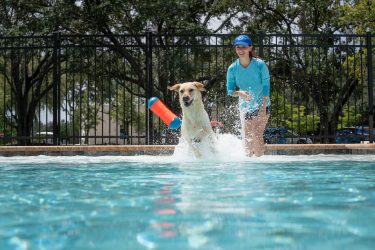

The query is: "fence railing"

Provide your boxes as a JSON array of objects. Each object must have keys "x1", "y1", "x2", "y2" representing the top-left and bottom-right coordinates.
[{"x1": 0, "y1": 32, "x2": 373, "y2": 145}]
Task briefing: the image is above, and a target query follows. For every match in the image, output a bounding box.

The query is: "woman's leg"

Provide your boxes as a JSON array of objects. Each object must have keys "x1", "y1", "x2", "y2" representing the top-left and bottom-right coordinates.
[
  {"x1": 243, "y1": 119, "x2": 257, "y2": 157},
  {"x1": 253, "y1": 111, "x2": 270, "y2": 156},
  {"x1": 244, "y1": 111, "x2": 270, "y2": 157}
]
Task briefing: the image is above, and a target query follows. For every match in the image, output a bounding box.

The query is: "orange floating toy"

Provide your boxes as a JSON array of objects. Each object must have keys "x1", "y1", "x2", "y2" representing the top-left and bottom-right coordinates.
[{"x1": 148, "y1": 97, "x2": 181, "y2": 129}]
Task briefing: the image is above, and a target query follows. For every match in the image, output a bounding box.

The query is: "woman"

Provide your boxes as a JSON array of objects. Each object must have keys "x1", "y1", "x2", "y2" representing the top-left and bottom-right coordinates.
[{"x1": 226, "y1": 34, "x2": 271, "y2": 157}]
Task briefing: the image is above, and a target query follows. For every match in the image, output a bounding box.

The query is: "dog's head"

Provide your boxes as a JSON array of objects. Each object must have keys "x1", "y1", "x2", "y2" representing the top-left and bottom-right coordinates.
[{"x1": 168, "y1": 82, "x2": 206, "y2": 108}]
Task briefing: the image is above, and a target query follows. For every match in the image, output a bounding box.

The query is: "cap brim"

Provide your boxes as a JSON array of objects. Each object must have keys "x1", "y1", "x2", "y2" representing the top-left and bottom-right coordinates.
[{"x1": 233, "y1": 41, "x2": 252, "y2": 47}]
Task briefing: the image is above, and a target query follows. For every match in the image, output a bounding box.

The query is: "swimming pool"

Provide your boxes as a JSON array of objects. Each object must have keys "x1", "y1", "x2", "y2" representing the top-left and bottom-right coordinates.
[{"x1": 0, "y1": 155, "x2": 374, "y2": 250}]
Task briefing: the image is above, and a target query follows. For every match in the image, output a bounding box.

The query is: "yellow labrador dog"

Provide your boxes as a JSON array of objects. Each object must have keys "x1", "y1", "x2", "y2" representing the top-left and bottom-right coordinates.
[{"x1": 168, "y1": 81, "x2": 217, "y2": 158}]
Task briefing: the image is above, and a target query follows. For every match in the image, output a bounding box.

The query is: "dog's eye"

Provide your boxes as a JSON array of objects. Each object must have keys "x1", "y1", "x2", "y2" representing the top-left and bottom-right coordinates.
[
  {"x1": 179, "y1": 90, "x2": 184, "y2": 94},
  {"x1": 189, "y1": 89, "x2": 194, "y2": 92}
]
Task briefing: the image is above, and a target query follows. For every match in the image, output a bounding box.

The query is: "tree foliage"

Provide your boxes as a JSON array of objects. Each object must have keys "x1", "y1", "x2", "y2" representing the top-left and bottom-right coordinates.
[
  {"x1": 338, "y1": 0, "x2": 375, "y2": 33},
  {"x1": 0, "y1": 0, "x2": 372, "y2": 144}
]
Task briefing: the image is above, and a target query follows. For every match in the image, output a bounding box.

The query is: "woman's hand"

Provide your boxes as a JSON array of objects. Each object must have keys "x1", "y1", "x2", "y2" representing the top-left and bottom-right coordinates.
[{"x1": 233, "y1": 91, "x2": 251, "y2": 102}]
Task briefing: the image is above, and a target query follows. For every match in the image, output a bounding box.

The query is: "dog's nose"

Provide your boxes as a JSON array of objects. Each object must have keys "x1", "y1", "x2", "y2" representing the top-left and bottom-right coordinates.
[{"x1": 182, "y1": 96, "x2": 190, "y2": 102}]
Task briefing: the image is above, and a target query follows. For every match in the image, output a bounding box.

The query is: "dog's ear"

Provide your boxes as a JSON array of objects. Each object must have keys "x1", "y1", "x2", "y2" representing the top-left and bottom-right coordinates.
[
  {"x1": 168, "y1": 83, "x2": 181, "y2": 92},
  {"x1": 194, "y1": 82, "x2": 206, "y2": 92}
]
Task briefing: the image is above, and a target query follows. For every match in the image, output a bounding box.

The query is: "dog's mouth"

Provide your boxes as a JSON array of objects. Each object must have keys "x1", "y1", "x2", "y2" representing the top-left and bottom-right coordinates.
[{"x1": 183, "y1": 98, "x2": 194, "y2": 107}]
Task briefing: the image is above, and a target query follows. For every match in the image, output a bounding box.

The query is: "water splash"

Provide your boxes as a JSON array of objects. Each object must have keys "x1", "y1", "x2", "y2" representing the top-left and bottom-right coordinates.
[{"x1": 171, "y1": 133, "x2": 248, "y2": 162}]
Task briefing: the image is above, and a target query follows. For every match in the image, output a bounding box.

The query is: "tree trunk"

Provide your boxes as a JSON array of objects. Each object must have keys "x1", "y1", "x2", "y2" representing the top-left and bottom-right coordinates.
[
  {"x1": 11, "y1": 51, "x2": 36, "y2": 146},
  {"x1": 319, "y1": 111, "x2": 330, "y2": 143}
]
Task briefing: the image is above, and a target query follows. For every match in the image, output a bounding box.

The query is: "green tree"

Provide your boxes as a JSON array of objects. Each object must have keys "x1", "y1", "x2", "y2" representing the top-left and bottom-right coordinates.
[
  {"x1": 338, "y1": 0, "x2": 375, "y2": 33},
  {"x1": 269, "y1": 91, "x2": 320, "y2": 135},
  {"x1": 0, "y1": 0, "x2": 372, "y2": 144},
  {"x1": 69, "y1": 0, "x2": 238, "y2": 98},
  {"x1": 337, "y1": 0, "x2": 374, "y2": 131},
  {"x1": 0, "y1": 1, "x2": 78, "y2": 144},
  {"x1": 0, "y1": 43, "x2": 58, "y2": 145}
]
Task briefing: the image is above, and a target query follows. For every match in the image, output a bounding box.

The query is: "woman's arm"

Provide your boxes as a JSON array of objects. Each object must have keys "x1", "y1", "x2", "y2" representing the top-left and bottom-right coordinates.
[
  {"x1": 232, "y1": 91, "x2": 251, "y2": 101},
  {"x1": 261, "y1": 61, "x2": 270, "y2": 97},
  {"x1": 226, "y1": 66, "x2": 236, "y2": 96}
]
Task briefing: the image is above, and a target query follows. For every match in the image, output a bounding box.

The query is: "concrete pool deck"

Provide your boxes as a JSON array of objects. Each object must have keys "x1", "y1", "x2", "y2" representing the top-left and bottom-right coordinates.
[{"x1": 0, "y1": 144, "x2": 374, "y2": 156}]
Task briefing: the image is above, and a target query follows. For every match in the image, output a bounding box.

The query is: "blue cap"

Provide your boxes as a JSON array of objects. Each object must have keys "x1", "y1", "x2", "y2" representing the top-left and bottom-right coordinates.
[{"x1": 233, "y1": 34, "x2": 252, "y2": 47}]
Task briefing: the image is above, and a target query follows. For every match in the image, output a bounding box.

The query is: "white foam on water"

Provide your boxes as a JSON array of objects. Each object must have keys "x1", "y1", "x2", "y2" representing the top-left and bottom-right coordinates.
[{"x1": 171, "y1": 133, "x2": 247, "y2": 162}]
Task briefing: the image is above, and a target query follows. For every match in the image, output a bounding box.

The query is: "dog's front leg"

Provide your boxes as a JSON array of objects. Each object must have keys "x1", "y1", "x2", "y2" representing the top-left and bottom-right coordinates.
[
  {"x1": 188, "y1": 140, "x2": 202, "y2": 158},
  {"x1": 191, "y1": 128, "x2": 209, "y2": 143},
  {"x1": 207, "y1": 134, "x2": 218, "y2": 154}
]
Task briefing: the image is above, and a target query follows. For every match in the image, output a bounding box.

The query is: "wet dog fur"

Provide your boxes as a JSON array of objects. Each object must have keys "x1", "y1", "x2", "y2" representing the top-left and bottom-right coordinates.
[{"x1": 168, "y1": 81, "x2": 217, "y2": 158}]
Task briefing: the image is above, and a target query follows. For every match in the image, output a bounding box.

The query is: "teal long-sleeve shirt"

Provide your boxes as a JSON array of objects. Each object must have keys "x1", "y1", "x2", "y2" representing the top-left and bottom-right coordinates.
[{"x1": 226, "y1": 58, "x2": 271, "y2": 112}]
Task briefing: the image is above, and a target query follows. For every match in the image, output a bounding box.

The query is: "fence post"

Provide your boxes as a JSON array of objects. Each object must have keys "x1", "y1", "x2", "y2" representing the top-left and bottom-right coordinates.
[
  {"x1": 52, "y1": 32, "x2": 61, "y2": 145},
  {"x1": 258, "y1": 32, "x2": 264, "y2": 58},
  {"x1": 367, "y1": 31, "x2": 374, "y2": 143},
  {"x1": 145, "y1": 32, "x2": 153, "y2": 145}
]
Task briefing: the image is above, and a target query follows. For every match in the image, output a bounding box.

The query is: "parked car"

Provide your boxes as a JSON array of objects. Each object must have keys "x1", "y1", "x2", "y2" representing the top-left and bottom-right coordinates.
[
  {"x1": 264, "y1": 127, "x2": 313, "y2": 144},
  {"x1": 336, "y1": 126, "x2": 375, "y2": 144},
  {"x1": 33, "y1": 131, "x2": 54, "y2": 145}
]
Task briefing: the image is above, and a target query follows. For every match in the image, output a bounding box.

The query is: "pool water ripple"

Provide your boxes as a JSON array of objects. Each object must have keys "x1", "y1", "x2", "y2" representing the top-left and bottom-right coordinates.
[{"x1": 0, "y1": 155, "x2": 374, "y2": 250}]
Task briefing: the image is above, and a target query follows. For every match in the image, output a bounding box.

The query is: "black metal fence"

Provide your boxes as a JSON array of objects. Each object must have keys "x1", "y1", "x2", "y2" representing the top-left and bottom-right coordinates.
[{"x1": 0, "y1": 32, "x2": 373, "y2": 145}]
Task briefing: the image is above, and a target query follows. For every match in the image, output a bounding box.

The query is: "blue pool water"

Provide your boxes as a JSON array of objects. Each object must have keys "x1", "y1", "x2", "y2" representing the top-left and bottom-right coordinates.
[{"x1": 0, "y1": 155, "x2": 375, "y2": 250}]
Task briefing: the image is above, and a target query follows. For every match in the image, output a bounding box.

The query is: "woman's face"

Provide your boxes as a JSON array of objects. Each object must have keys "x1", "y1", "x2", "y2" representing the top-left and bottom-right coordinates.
[{"x1": 235, "y1": 45, "x2": 252, "y2": 58}]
